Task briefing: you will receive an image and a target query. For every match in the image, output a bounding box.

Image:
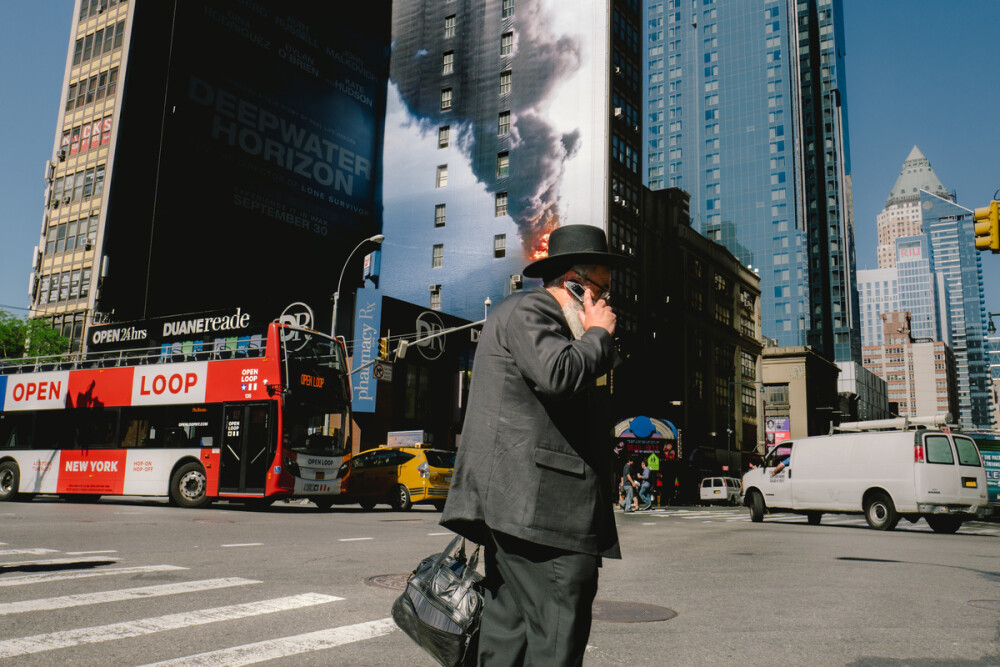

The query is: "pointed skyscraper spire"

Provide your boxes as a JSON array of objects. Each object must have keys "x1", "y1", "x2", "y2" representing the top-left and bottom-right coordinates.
[{"x1": 886, "y1": 146, "x2": 950, "y2": 206}]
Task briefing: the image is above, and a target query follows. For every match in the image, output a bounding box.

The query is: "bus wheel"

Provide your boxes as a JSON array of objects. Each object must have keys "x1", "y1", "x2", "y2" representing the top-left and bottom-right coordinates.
[
  {"x1": 925, "y1": 515, "x2": 962, "y2": 534},
  {"x1": 391, "y1": 485, "x2": 412, "y2": 511},
  {"x1": 170, "y1": 463, "x2": 209, "y2": 508},
  {"x1": 748, "y1": 490, "x2": 765, "y2": 523},
  {"x1": 864, "y1": 492, "x2": 897, "y2": 531},
  {"x1": 0, "y1": 462, "x2": 20, "y2": 502},
  {"x1": 311, "y1": 497, "x2": 334, "y2": 511}
]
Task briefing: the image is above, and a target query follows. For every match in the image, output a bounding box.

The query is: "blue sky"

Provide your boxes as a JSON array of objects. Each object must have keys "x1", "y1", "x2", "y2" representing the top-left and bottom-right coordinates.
[{"x1": 1, "y1": 1, "x2": 998, "y2": 327}]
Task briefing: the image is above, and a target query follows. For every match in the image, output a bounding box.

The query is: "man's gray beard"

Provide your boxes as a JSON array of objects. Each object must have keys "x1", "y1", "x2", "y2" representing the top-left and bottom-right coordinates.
[{"x1": 562, "y1": 301, "x2": 586, "y2": 340}]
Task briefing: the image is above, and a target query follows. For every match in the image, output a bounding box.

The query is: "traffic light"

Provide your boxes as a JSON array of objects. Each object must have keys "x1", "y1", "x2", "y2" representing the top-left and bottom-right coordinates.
[
  {"x1": 378, "y1": 337, "x2": 388, "y2": 359},
  {"x1": 973, "y1": 201, "x2": 999, "y2": 253}
]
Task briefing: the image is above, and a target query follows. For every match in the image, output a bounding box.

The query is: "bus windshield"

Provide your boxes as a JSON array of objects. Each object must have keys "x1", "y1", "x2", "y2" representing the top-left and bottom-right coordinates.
[{"x1": 281, "y1": 326, "x2": 352, "y2": 457}]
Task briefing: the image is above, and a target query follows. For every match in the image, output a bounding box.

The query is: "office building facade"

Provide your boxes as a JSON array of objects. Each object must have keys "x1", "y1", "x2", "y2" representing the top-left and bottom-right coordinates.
[
  {"x1": 863, "y1": 311, "x2": 959, "y2": 420},
  {"x1": 643, "y1": 0, "x2": 860, "y2": 363},
  {"x1": 30, "y1": 1, "x2": 390, "y2": 350}
]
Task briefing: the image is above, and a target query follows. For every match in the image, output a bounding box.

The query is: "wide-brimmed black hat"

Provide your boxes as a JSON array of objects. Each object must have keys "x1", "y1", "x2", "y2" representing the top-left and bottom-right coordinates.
[{"x1": 523, "y1": 224, "x2": 632, "y2": 278}]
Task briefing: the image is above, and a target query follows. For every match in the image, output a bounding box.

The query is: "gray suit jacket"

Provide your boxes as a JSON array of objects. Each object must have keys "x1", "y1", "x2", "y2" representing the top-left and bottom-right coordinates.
[{"x1": 441, "y1": 286, "x2": 621, "y2": 558}]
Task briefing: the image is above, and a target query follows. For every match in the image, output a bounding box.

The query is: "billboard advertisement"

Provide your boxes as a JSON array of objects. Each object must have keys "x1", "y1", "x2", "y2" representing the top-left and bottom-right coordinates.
[
  {"x1": 377, "y1": 0, "x2": 609, "y2": 319},
  {"x1": 100, "y1": 1, "x2": 389, "y2": 327}
]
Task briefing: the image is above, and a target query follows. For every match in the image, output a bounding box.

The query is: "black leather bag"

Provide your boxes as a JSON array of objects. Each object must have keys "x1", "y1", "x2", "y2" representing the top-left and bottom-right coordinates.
[{"x1": 391, "y1": 535, "x2": 483, "y2": 667}]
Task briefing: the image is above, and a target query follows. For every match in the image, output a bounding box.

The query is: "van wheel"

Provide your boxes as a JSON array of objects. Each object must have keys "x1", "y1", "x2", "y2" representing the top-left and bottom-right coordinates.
[
  {"x1": 864, "y1": 492, "x2": 897, "y2": 531},
  {"x1": 807, "y1": 512, "x2": 822, "y2": 525},
  {"x1": 925, "y1": 515, "x2": 962, "y2": 534},
  {"x1": 390, "y1": 485, "x2": 412, "y2": 511},
  {"x1": 748, "y1": 491, "x2": 765, "y2": 522},
  {"x1": 170, "y1": 462, "x2": 209, "y2": 508},
  {"x1": 0, "y1": 461, "x2": 20, "y2": 502}
]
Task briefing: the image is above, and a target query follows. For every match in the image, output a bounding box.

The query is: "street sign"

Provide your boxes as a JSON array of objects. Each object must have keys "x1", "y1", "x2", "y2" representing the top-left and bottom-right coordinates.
[{"x1": 373, "y1": 361, "x2": 393, "y2": 382}]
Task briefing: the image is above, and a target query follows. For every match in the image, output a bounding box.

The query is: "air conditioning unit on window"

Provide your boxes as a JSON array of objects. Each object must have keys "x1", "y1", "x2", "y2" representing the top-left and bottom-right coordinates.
[
  {"x1": 614, "y1": 107, "x2": 623, "y2": 118},
  {"x1": 57, "y1": 148, "x2": 67, "y2": 161},
  {"x1": 63, "y1": 196, "x2": 71, "y2": 204},
  {"x1": 428, "y1": 284, "x2": 441, "y2": 293},
  {"x1": 613, "y1": 195, "x2": 621, "y2": 203}
]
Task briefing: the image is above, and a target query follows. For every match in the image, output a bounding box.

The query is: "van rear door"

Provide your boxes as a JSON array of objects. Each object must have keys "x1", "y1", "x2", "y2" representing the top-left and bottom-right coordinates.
[
  {"x1": 915, "y1": 433, "x2": 980, "y2": 505},
  {"x1": 952, "y1": 435, "x2": 987, "y2": 505}
]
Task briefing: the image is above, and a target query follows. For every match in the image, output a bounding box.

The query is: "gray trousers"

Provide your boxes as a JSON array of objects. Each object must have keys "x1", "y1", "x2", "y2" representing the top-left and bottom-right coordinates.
[{"x1": 477, "y1": 530, "x2": 599, "y2": 667}]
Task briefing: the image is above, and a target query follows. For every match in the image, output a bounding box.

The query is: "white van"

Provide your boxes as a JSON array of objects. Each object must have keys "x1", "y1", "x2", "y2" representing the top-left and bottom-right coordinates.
[
  {"x1": 741, "y1": 425, "x2": 991, "y2": 532},
  {"x1": 700, "y1": 477, "x2": 742, "y2": 504}
]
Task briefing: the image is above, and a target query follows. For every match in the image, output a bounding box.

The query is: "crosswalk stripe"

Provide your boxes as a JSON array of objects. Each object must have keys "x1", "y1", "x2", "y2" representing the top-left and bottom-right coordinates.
[
  {"x1": 0, "y1": 593, "x2": 343, "y2": 659},
  {"x1": 0, "y1": 549, "x2": 59, "y2": 556},
  {"x1": 0, "y1": 565, "x2": 187, "y2": 588},
  {"x1": 0, "y1": 555, "x2": 120, "y2": 569},
  {"x1": 137, "y1": 617, "x2": 398, "y2": 666},
  {"x1": 0, "y1": 577, "x2": 261, "y2": 615}
]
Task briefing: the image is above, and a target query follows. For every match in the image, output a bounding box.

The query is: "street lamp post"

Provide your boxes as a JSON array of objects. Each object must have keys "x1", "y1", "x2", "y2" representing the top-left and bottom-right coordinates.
[{"x1": 331, "y1": 234, "x2": 385, "y2": 338}]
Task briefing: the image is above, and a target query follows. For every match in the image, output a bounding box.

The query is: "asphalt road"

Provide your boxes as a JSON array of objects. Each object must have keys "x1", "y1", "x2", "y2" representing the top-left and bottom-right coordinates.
[{"x1": 1, "y1": 497, "x2": 998, "y2": 666}]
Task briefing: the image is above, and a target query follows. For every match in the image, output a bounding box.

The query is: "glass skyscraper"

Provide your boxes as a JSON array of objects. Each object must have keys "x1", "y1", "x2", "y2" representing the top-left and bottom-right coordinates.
[
  {"x1": 921, "y1": 191, "x2": 991, "y2": 429},
  {"x1": 644, "y1": 0, "x2": 860, "y2": 362}
]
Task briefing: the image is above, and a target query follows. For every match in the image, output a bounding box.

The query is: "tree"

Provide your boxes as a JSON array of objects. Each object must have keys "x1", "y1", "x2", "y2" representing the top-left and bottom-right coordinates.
[{"x1": 0, "y1": 311, "x2": 71, "y2": 360}]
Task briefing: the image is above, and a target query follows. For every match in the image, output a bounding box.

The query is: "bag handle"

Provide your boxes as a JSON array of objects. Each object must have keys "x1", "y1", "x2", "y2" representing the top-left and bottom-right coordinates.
[{"x1": 424, "y1": 535, "x2": 481, "y2": 584}]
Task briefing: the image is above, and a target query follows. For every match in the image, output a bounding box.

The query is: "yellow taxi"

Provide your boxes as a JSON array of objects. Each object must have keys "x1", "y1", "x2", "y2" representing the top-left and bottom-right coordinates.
[{"x1": 336, "y1": 445, "x2": 455, "y2": 511}]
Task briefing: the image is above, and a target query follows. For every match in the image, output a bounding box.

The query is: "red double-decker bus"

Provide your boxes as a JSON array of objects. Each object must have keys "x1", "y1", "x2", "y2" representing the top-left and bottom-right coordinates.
[{"x1": 0, "y1": 323, "x2": 351, "y2": 509}]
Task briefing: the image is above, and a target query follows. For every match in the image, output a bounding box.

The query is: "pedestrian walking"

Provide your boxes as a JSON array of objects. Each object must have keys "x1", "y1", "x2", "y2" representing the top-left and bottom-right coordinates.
[{"x1": 441, "y1": 224, "x2": 630, "y2": 666}]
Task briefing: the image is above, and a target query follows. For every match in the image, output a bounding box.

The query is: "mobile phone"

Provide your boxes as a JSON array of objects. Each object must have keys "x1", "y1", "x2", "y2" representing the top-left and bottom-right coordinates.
[{"x1": 565, "y1": 280, "x2": 587, "y2": 303}]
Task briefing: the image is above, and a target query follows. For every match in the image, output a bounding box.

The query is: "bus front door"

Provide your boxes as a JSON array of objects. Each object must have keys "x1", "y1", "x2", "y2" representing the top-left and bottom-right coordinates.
[{"x1": 219, "y1": 404, "x2": 273, "y2": 495}]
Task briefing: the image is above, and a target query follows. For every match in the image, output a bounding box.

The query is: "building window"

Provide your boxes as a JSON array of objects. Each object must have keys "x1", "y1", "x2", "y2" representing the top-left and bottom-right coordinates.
[
  {"x1": 496, "y1": 152, "x2": 509, "y2": 178},
  {"x1": 494, "y1": 234, "x2": 506, "y2": 258},
  {"x1": 502, "y1": 0, "x2": 514, "y2": 18},
  {"x1": 440, "y1": 88, "x2": 452, "y2": 111},
  {"x1": 498, "y1": 110, "x2": 510, "y2": 136},
  {"x1": 430, "y1": 288, "x2": 442, "y2": 310},
  {"x1": 444, "y1": 14, "x2": 456, "y2": 38},
  {"x1": 432, "y1": 244, "x2": 444, "y2": 268},
  {"x1": 501, "y1": 32, "x2": 513, "y2": 56},
  {"x1": 495, "y1": 191, "x2": 508, "y2": 216},
  {"x1": 436, "y1": 165, "x2": 448, "y2": 188},
  {"x1": 435, "y1": 204, "x2": 446, "y2": 227},
  {"x1": 442, "y1": 50, "x2": 454, "y2": 75},
  {"x1": 499, "y1": 70, "x2": 511, "y2": 96}
]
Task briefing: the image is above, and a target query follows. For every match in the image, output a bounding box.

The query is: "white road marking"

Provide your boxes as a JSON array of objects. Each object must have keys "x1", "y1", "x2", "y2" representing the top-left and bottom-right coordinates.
[
  {"x1": 0, "y1": 555, "x2": 120, "y2": 569},
  {"x1": 427, "y1": 532, "x2": 451, "y2": 536},
  {"x1": 65, "y1": 550, "x2": 118, "y2": 555},
  {"x1": 0, "y1": 549, "x2": 59, "y2": 556},
  {"x1": 137, "y1": 617, "x2": 398, "y2": 666},
  {"x1": 642, "y1": 523, "x2": 656, "y2": 526},
  {"x1": 338, "y1": 537, "x2": 373, "y2": 542},
  {"x1": 221, "y1": 543, "x2": 263, "y2": 548},
  {"x1": 0, "y1": 577, "x2": 260, "y2": 615},
  {"x1": 0, "y1": 593, "x2": 343, "y2": 659},
  {"x1": 0, "y1": 565, "x2": 187, "y2": 588}
]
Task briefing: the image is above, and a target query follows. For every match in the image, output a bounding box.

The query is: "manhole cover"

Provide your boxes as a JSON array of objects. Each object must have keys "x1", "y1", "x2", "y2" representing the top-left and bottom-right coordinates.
[
  {"x1": 366, "y1": 574, "x2": 410, "y2": 591},
  {"x1": 969, "y1": 600, "x2": 1000, "y2": 612},
  {"x1": 591, "y1": 600, "x2": 677, "y2": 623}
]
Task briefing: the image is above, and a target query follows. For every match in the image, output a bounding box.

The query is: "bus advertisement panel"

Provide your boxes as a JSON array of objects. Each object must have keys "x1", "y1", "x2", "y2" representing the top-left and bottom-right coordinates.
[{"x1": 0, "y1": 323, "x2": 351, "y2": 509}]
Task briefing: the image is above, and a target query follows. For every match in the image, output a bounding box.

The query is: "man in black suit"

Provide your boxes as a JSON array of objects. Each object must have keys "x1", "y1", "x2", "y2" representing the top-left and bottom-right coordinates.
[{"x1": 441, "y1": 224, "x2": 629, "y2": 666}]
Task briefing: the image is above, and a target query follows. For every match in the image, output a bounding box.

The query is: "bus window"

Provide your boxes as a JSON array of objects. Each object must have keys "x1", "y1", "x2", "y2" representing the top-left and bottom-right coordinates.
[
  {"x1": 74, "y1": 409, "x2": 118, "y2": 448},
  {"x1": 0, "y1": 413, "x2": 33, "y2": 449},
  {"x1": 34, "y1": 411, "x2": 77, "y2": 449}
]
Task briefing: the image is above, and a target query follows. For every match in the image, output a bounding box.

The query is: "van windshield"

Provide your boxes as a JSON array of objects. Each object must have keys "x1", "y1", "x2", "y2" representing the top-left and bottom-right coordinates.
[{"x1": 953, "y1": 436, "x2": 982, "y2": 467}]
